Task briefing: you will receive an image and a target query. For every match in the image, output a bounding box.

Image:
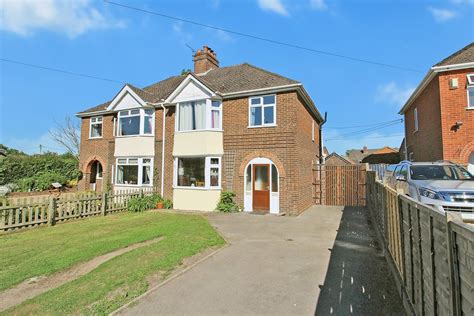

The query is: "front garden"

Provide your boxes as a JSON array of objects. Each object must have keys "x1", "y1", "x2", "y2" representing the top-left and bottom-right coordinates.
[{"x1": 0, "y1": 211, "x2": 225, "y2": 315}]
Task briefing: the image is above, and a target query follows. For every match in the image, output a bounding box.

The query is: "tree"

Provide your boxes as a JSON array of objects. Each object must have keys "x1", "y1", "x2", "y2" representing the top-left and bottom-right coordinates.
[{"x1": 49, "y1": 116, "x2": 80, "y2": 159}]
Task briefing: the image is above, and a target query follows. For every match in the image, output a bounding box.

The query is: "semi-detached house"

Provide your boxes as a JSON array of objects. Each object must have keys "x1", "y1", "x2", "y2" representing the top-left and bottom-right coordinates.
[{"x1": 77, "y1": 46, "x2": 323, "y2": 215}]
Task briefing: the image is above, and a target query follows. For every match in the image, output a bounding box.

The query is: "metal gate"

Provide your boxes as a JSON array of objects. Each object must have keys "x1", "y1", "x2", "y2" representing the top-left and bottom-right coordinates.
[{"x1": 313, "y1": 164, "x2": 367, "y2": 206}]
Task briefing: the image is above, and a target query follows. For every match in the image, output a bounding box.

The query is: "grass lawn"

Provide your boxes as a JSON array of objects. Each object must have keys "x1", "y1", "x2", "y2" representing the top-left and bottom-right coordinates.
[{"x1": 1, "y1": 212, "x2": 224, "y2": 315}]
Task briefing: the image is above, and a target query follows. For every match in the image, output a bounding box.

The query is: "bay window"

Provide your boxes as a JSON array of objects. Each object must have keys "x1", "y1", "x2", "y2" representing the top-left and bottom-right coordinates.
[
  {"x1": 177, "y1": 99, "x2": 222, "y2": 131},
  {"x1": 175, "y1": 157, "x2": 221, "y2": 188},
  {"x1": 116, "y1": 157, "x2": 153, "y2": 186},
  {"x1": 117, "y1": 109, "x2": 154, "y2": 136},
  {"x1": 249, "y1": 95, "x2": 276, "y2": 127},
  {"x1": 90, "y1": 116, "x2": 103, "y2": 138}
]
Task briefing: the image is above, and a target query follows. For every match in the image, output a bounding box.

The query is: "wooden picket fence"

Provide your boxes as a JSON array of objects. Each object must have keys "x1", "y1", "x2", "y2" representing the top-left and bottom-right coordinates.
[
  {"x1": 0, "y1": 188, "x2": 158, "y2": 231},
  {"x1": 367, "y1": 171, "x2": 474, "y2": 315}
]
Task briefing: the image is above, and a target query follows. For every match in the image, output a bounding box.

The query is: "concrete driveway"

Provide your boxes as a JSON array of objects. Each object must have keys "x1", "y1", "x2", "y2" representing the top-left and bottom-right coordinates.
[{"x1": 119, "y1": 206, "x2": 342, "y2": 315}]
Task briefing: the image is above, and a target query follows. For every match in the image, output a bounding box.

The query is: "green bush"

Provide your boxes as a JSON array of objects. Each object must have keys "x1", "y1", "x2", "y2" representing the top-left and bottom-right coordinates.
[
  {"x1": 127, "y1": 194, "x2": 163, "y2": 212},
  {"x1": 162, "y1": 198, "x2": 173, "y2": 209},
  {"x1": 0, "y1": 145, "x2": 81, "y2": 192},
  {"x1": 216, "y1": 191, "x2": 239, "y2": 213}
]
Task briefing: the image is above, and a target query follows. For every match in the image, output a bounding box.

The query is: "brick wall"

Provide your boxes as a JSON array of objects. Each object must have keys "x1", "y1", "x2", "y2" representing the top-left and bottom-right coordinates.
[
  {"x1": 222, "y1": 91, "x2": 320, "y2": 215},
  {"x1": 78, "y1": 114, "x2": 115, "y2": 191},
  {"x1": 404, "y1": 74, "x2": 443, "y2": 162},
  {"x1": 438, "y1": 69, "x2": 474, "y2": 165}
]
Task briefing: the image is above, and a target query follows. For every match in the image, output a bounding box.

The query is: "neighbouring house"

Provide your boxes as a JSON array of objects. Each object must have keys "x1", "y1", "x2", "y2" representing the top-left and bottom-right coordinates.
[
  {"x1": 361, "y1": 152, "x2": 400, "y2": 164},
  {"x1": 324, "y1": 152, "x2": 353, "y2": 165},
  {"x1": 76, "y1": 46, "x2": 323, "y2": 215},
  {"x1": 346, "y1": 146, "x2": 398, "y2": 163},
  {"x1": 399, "y1": 42, "x2": 474, "y2": 173}
]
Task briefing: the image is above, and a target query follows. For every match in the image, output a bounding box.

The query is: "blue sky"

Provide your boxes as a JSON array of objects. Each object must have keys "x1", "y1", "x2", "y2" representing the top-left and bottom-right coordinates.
[{"x1": 1, "y1": 0, "x2": 473, "y2": 155}]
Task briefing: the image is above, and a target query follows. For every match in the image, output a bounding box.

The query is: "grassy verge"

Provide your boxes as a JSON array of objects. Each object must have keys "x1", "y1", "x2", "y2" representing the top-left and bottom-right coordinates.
[{"x1": 1, "y1": 212, "x2": 224, "y2": 315}]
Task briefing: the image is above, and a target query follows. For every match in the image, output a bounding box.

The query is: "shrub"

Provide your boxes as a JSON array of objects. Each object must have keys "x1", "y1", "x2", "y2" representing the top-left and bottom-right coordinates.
[
  {"x1": 162, "y1": 198, "x2": 173, "y2": 209},
  {"x1": 14, "y1": 171, "x2": 68, "y2": 192},
  {"x1": 127, "y1": 194, "x2": 163, "y2": 212},
  {"x1": 216, "y1": 191, "x2": 239, "y2": 213}
]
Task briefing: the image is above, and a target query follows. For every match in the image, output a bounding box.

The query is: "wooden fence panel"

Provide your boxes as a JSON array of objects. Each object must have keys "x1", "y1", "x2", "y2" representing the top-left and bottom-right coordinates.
[
  {"x1": 367, "y1": 171, "x2": 474, "y2": 316},
  {"x1": 313, "y1": 164, "x2": 367, "y2": 206}
]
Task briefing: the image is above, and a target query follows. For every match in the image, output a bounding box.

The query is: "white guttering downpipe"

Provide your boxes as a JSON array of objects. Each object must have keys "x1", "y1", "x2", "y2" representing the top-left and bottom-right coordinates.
[{"x1": 160, "y1": 104, "x2": 167, "y2": 197}]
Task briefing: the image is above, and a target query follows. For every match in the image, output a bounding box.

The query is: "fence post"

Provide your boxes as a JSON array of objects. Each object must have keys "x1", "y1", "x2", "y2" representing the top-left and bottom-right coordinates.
[
  {"x1": 48, "y1": 196, "x2": 56, "y2": 226},
  {"x1": 445, "y1": 212, "x2": 461, "y2": 316},
  {"x1": 101, "y1": 192, "x2": 107, "y2": 216}
]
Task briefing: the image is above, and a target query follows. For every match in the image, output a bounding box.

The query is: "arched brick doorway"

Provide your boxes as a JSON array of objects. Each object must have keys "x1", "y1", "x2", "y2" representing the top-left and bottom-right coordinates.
[{"x1": 86, "y1": 160, "x2": 104, "y2": 191}]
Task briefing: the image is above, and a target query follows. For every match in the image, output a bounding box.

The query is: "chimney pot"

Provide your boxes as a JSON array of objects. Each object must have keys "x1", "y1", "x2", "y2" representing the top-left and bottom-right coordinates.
[{"x1": 193, "y1": 45, "x2": 219, "y2": 74}]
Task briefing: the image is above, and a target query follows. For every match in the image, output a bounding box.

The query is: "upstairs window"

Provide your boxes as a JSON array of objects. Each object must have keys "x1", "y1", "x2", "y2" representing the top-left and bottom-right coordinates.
[
  {"x1": 117, "y1": 109, "x2": 154, "y2": 136},
  {"x1": 249, "y1": 95, "x2": 276, "y2": 127},
  {"x1": 89, "y1": 116, "x2": 103, "y2": 138},
  {"x1": 468, "y1": 74, "x2": 474, "y2": 109},
  {"x1": 177, "y1": 100, "x2": 222, "y2": 131}
]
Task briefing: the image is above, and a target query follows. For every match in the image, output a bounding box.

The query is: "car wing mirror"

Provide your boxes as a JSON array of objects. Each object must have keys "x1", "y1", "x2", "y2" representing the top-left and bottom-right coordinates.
[{"x1": 396, "y1": 175, "x2": 407, "y2": 182}]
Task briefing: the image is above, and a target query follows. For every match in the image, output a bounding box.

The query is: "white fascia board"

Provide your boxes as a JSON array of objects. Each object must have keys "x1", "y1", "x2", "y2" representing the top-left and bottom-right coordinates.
[
  {"x1": 220, "y1": 83, "x2": 302, "y2": 98},
  {"x1": 165, "y1": 74, "x2": 215, "y2": 103},
  {"x1": 106, "y1": 85, "x2": 147, "y2": 111},
  {"x1": 399, "y1": 62, "x2": 474, "y2": 114},
  {"x1": 76, "y1": 110, "x2": 109, "y2": 118}
]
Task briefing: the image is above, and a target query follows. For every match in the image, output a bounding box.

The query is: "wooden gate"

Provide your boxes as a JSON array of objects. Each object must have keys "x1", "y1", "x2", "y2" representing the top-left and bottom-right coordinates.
[{"x1": 313, "y1": 164, "x2": 367, "y2": 206}]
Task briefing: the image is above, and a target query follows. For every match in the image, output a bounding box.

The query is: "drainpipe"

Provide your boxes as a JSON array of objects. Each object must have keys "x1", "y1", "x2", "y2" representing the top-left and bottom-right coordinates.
[
  {"x1": 160, "y1": 104, "x2": 167, "y2": 197},
  {"x1": 319, "y1": 112, "x2": 328, "y2": 164}
]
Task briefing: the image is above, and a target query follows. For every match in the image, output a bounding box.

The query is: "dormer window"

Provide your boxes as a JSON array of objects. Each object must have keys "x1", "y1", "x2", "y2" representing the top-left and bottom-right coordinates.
[
  {"x1": 117, "y1": 109, "x2": 154, "y2": 136},
  {"x1": 176, "y1": 99, "x2": 222, "y2": 132}
]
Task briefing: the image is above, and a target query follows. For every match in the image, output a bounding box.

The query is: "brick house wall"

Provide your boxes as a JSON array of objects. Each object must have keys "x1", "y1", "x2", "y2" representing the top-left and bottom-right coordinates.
[
  {"x1": 78, "y1": 114, "x2": 115, "y2": 191},
  {"x1": 404, "y1": 75, "x2": 443, "y2": 162},
  {"x1": 78, "y1": 90, "x2": 320, "y2": 215},
  {"x1": 438, "y1": 69, "x2": 474, "y2": 165},
  {"x1": 404, "y1": 68, "x2": 474, "y2": 166}
]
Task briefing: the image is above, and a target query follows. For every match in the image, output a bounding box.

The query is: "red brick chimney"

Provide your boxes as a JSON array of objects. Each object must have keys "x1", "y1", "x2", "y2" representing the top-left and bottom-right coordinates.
[{"x1": 193, "y1": 46, "x2": 219, "y2": 74}]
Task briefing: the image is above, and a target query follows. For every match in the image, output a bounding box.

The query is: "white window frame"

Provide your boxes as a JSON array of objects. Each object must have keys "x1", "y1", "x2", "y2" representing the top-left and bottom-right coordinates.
[
  {"x1": 96, "y1": 161, "x2": 103, "y2": 179},
  {"x1": 248, "y1": 94, "x2": 277, "y2": 128},
  {"x1": 89, "y1": 116, "x2": 103, "y2": 139},
  {"x1": 467, "y1": 74, "x2": 474, "y2": 109},
  {"x1": 173, "y1": 156, "x2": 221, "y2": 189},
  {"x1": 175, "y1": 99, "x2": 223, "y2": 132},
  {"x1": 116, "y1": 108, "x2": 154, "y2": 137},
  {"x1": 115, "y1": 157, "x2": 153, "y2": 187},
  {"x1": 414, "y1": 107, "x2": 419, "y2": 132}
]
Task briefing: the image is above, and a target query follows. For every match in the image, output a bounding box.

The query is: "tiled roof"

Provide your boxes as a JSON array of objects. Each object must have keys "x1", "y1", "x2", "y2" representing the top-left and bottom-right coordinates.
[
  {"x1": 78, "y1": 63, "x2": 300, "y2": 115},
  {"x1": 434, "y1": 42, "x2": 474, "y2": 67}
]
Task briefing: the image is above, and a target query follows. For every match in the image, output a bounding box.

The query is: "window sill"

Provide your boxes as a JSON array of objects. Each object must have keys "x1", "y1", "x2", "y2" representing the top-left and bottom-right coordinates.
[
  {"x1": 247, "y1": 124, "x2": 277, "y2": 129},
  {"x1": 115, "y1": 134, "x2": 154, "y2": 138},
  {"x1": 114, "y1": 184, "x2": 153, "y2": 187},
  {"x1": 413, "y1": 130, "x2": 419, "y2": 134},
  {"x1": 466, "y1": 107, "x2": 474, "y2": 111},
  {"x1": 173, "y1": 186, "x2": 222, "y2": 191},
  {"x1": 175, "y1": 129, "x2": 223, "y2": 133},
  {"x1": 89, "y1": 136, "x2": 103, "y2": 140}
]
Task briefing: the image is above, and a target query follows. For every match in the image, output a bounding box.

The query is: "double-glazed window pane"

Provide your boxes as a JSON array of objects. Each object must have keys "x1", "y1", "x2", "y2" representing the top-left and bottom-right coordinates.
[
  {"x1": 177, "y1": 158, "x2": 205, "y2": 187},
  {"x1": 250, "y1": 107, "x2": 262, "y2": 126},
  {"x1": 120, "y1": 116, "x2": 140, "y2": 135},
  {"x1": 90, "y1": 116, "x2": 103, "y2": 138},
  {"x1": 468, "y1": 87, "x2": 474, "y2": 108},
  {"x1": 271, "y1": 165, "x2": 278, "y2": 192},
  {"x1": 142, "y1": 165, "x2": 151, "y2": 184},
  {"x1": 250, "y1": 95, "x2": 275, "y2": 126},
  {"x1": 178, "y1": 101, "x2": 206, "y2": 131},
  {"x1": 117, "y1": 165, "x2": 138, "y2": 185},
  {"x1": 144, "y1": 110, "x2": 153, "y2": 134},
  {"x1": 245, "y1": 165, "x2": 252, "y2": 192}
]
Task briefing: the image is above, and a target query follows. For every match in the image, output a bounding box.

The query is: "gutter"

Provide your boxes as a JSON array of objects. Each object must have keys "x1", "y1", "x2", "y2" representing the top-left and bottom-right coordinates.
[{"x1": 319, "y1": 112, "x2": 328, "y2": 164}]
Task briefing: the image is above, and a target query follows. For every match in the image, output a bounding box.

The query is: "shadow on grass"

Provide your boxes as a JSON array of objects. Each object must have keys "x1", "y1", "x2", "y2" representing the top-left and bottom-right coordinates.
[{"x1": 314, "y1": 206, "x2": 404, "y2": 316}]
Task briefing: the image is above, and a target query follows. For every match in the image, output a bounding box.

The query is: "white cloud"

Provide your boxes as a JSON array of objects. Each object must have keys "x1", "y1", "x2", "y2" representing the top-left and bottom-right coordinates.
[
  {"x1": 427, "y1": 7, "x2": 457, "y2": 22},
  {"x1": 0, "y1": 0, "x2": 125, "y2": 38},
  {"x1": 310, "y1": 0, "x2": 327, "y2": 10},
  {"x1": 450, "y1": 0, "x2": 474, "y2": 5},
  {"x1": 257, "y1": 0, "x2": 289, "y2": 16},
  {"x1": 375, "y1": 82, "x2": 415, "y2": 107},
  {"x1": 172, "y1": 21, "x2": 192, "y2": 43}
]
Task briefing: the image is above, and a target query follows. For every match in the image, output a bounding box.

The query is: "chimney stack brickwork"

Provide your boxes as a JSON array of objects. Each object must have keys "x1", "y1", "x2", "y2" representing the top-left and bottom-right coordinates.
[{"x1": 193, "y1": 46, "x2": 219, "y2": 74}]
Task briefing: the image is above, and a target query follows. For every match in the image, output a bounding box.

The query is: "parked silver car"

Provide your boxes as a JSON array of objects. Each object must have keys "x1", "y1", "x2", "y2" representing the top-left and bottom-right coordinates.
[{"x1": 388, "y1": 161, "x2": 474, "y2": 213}]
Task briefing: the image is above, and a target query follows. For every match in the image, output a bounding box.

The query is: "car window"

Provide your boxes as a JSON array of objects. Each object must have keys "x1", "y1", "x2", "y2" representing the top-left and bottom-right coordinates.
[
  {"x1": 393, "y1": 165, "x2": 401, "y2": 176},
  {"x1": 410, "y1": 165, "x2": 474, "y2": 180},
  {"x1": 400, "y1": 165, "x2": 408, "y2": 177}
]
